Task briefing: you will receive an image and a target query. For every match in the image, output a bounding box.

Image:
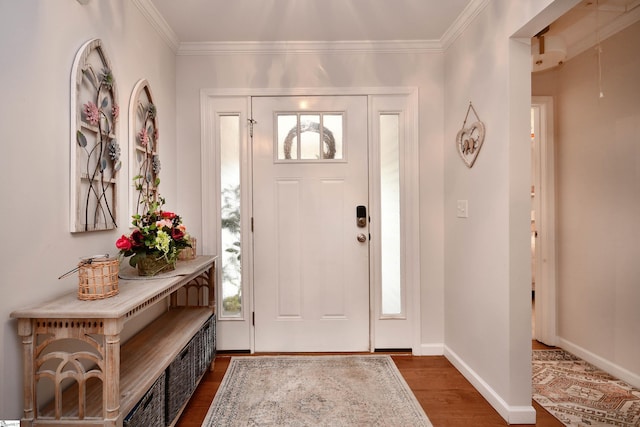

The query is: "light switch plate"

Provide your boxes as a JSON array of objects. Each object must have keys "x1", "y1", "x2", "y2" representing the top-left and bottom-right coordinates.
[{"x1": 457, "y1": 200, "x2": 468, "y2": 218}]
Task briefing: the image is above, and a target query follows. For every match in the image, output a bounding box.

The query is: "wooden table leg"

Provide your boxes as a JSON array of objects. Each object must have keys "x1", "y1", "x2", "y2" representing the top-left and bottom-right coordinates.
[
  {"x1": 104, "y1": 319, "x2": 123, "y2": 426},
  {"x1": 17, "y1": 319, "x2": 34, "y2": 426}
]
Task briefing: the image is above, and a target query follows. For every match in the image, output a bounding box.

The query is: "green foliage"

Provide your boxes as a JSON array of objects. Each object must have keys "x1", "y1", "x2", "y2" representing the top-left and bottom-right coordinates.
[
  {"x1": 223, "y1": 294, "x2": 241, "y2": 314},
  {"x1": 221, "y1": 184, "x2": 242, "y2": 314},
  {"x1": 77, "y1": 130, "x2": 87, "y2": 147},
  {"x1": 221, "y1": 186, "x2": 241, "y2": 234}
]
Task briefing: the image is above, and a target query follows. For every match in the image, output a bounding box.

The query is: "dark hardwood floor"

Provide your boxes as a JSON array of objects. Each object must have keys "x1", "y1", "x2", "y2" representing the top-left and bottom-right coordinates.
[{"x1": 176, "y1": 341, "x2": 562, "y2": 426}]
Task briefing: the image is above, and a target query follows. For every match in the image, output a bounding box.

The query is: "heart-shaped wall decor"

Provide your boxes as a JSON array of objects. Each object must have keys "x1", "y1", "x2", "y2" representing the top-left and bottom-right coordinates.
[{"x1": 456, "y1": 120, "x2": 485, "y2": 168}]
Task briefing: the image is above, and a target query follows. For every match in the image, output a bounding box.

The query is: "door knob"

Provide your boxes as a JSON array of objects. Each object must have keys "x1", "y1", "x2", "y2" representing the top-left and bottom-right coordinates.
[{"x1": 357, "y1": 233, "x2": 367, "y2": 243}]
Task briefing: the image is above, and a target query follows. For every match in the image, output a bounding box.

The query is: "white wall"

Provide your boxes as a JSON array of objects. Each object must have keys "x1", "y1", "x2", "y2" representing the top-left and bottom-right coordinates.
[
  {"x1": 444, "y1": 2, "x2": 522, "y2": 415},
  {"x1": 442, "y1": 0, "x2": 577, "y2": 422},
  {"x1": 175, "y1": 50, "x2": 446, "y2": 348},
  {"x1": 0, "y1": 0, "x2": 176, "y2": 419},
  {"x1": 533, "y1": 20, "x2": 640, "y2": 383}
]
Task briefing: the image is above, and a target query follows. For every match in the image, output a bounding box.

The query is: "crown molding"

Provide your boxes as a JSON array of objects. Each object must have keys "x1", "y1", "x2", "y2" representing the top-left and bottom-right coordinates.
[
  {"x1": 440, "y1": 0, "x2": 490, "y2": 50},
  {"x1": 134, "y1": 0, "x2": 491, "y2": 56},
  {"x1": 177, "y1": 39, "x2": 442, "y2": 56},
  {"x1": 132, "y1": 0, "x2": 180, "y2": 53}
]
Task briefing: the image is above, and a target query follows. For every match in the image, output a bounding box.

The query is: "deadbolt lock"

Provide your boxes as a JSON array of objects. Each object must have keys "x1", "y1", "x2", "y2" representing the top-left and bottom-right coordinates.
[{"x1": 356, "y1": 205, "x2": 367, "y2": 228}]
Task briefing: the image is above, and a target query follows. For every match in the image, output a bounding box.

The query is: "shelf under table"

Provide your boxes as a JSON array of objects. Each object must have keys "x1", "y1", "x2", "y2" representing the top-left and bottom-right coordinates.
[{"x1": 39, "y1": 307, "x2": 212, "y2": 420}]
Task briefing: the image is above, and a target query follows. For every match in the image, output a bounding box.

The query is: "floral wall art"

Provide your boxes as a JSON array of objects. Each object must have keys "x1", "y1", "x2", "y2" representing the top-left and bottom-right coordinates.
[
  {"x1": 129, "y1": 78, "x2": 160, "y2": 219},
  {"x1": 70, "y1": 38, "x2": 121, "y2": 232}
]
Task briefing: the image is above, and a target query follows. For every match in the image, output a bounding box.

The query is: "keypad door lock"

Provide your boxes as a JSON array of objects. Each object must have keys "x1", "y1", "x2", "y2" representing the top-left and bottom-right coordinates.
[{"x1": 356, "y1": 205, "x2": 367, "y2": 228}]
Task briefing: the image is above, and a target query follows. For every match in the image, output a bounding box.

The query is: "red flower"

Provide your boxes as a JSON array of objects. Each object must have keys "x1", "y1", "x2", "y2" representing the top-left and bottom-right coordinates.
[
  {"x1": 130, "y1": 229, "x2": 144, "y2": 247},
  {"x1": 171, "y1": 227, "x2": 185, "y2": 241},
  {"x1": 161, "y1": 211, "x2": 176, "y2": 220},
  {"x1": 116, "y1": 235, "x2": 132, "y2": 251}
]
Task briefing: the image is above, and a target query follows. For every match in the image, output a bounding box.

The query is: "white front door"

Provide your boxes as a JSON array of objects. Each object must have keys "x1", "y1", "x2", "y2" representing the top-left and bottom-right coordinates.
[{"x1": 252, "y1": 96, "x2": 370, "y2": 352}]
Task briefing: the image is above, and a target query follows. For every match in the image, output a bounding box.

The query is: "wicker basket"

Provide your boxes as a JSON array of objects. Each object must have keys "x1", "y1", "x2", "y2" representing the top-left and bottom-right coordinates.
[
  {"x1": 200, "y1": 315, "x2": 216, "y2": 373},
  {"x1": 166, "y1": 339, "x2": 196, "y2": 424},
  {"x1": 124, "y1": 371, "x2": 165, "y2": 427},
  {"x1": 178, "y1": 237, "x2": 197, "y2": 261},
  {"x1": 77, "y1": 256, "x2": 119, "y2": 300},
  {"x1": 136, "y1": 254, "x2": 175, "y2": 276}
]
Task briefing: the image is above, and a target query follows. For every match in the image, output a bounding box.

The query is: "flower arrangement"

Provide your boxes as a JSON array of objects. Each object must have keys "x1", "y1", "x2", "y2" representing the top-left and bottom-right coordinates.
[{"x1": 116, "y1": 196, "x2": 192, "y2": 275}]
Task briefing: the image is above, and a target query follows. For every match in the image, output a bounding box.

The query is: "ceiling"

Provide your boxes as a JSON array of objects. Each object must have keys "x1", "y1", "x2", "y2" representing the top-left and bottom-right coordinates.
[
  {"x1": 146, "y1": 0, "x2": 640, "y2": 56},
  {"x1": 543, "y1": 0, "x2": 640, "y2": 48},
  {"x1": 147, "y1": 0, "x2": 474, "y2": 44}
]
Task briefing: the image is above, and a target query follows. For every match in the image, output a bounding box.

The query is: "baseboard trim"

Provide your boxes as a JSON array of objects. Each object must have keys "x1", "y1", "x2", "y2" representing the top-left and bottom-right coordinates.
[
  {"x1": 557, "y1": 337, "x2": 640, "y2": 389},
  {"x1": 417, "y1": 343, "x2": 444, "y2": 356},
  {"x1": 444, "y1": 346, "x2": 536, "y2": 425}
]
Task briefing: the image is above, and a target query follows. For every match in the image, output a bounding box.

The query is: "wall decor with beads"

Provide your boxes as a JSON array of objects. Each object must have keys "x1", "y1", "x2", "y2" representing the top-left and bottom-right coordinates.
[
  {"x1": 129, "y1": 79, "x2": 160, "y2": 219},
  {"x1": 70, "y1": 38, "x2": 121, "y2": 232}
]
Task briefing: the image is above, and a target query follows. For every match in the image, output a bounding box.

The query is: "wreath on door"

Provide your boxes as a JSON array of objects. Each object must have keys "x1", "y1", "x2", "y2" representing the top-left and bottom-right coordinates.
[{"x1": 283, "y1": 121, "x2": 336, "y2": 159}]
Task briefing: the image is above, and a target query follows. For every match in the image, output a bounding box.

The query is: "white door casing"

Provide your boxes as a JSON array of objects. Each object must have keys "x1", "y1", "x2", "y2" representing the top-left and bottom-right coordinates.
[
  {"x1": 252, "y1": 95, "x2": 370, "y2": 352},
  {"x1": 531, "y1": 96, "x2": 557, "y2": 346},
  {"x1": 369, "y1": 94, "x2": 420, "y2": 351},
  {"x1": 200, "y1": 88, "x2": 420, "y2": 353}
]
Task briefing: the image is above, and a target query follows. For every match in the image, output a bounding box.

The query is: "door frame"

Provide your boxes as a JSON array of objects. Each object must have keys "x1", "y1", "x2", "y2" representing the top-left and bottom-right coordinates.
[
  {"x1": 531, "y1": 96, "x2": 557, "y2": 346},
  {"x1": 201, "y1": 87, "x2": 420, "y2": 353}
]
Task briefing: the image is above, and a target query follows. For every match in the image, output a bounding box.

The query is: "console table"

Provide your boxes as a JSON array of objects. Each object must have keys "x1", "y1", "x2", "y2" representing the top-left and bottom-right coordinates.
[{"x1": 10, "y1": 255, "x2": 217, "y2": 427}]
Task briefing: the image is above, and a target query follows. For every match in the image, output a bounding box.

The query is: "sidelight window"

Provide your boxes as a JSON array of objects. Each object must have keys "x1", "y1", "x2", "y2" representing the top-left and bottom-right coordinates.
[
  {"x1": 380, "y1": 114, "x2": 402, "y2": 316},
  {"x1": 220, "y1": 115, "x2": 242, "y2": 317}
]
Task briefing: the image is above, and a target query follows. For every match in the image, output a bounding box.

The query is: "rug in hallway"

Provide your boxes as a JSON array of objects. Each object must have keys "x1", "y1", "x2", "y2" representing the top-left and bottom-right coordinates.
[
  {"x1": 533, "y1": 349, "x2": 640, "y2": 426},
  {"x1": 202, "y1": 355, "x2": 432, "y2": 426}
]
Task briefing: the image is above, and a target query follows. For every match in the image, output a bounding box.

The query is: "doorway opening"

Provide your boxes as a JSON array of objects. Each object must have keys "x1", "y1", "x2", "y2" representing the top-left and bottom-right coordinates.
[{"x1": 530, "y1": 96, "x2": 557, "y2": 347}]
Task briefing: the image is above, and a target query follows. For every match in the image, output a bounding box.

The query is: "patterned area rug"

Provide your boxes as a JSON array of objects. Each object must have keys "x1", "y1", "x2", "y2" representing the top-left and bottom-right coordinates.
[
  {"x1": 533, "y1": 349, "x2": 640, "y2": 426},
  {"x1": 203, "y1": 355, "x2": 432, "y2": 426}
]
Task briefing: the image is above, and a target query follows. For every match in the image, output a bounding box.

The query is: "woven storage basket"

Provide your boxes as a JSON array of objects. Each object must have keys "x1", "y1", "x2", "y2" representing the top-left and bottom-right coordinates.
[
  {"x1": 200, "y1": 315, "x2": 215, "y2": 372},
  {"x1": 194, "y1": 319, "x2": 208, "y2": 382},
  {"x1": 166, "y1": 339, "x2": 196, "y2": 424},
  {"x1": 178, "y1": 237, "x2": 196, "y2": 261},
  {"x1": 77, "y1": 256, "x2": 119, "y2": 300},
  {"x1": 192, "y1": 326, "x2": 204, "y2": 384},
  {"x1": 124, "y1": 371, "x2": 165, "y2": 427},
  {"x1": 197, "y1": 320, "x2": 209, "y2": 377},
  {"x1": 211, "y1": 315, "x2": 216, "y2": 363}
]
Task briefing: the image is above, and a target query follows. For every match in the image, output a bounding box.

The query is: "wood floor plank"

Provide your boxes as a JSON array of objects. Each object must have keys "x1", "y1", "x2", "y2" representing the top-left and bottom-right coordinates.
[{"x1": 176, "y1": 346, "x2": 563, "y2": 426}]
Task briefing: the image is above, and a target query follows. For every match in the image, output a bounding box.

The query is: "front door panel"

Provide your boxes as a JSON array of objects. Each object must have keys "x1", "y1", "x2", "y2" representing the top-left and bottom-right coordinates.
[{"x1": 252, "y1": 96, "x2": 369, "y2": 352}]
